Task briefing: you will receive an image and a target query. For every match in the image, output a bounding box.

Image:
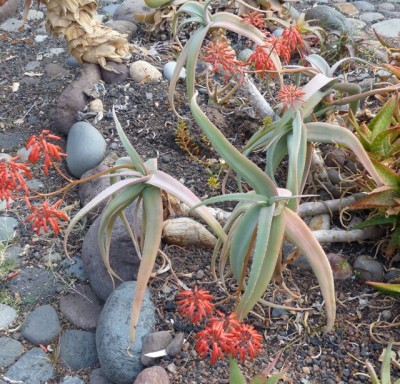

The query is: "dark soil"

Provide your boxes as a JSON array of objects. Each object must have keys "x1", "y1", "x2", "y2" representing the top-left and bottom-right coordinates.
[{"x1": 0, "y1": 3, "x2": 399, "y2": 384}]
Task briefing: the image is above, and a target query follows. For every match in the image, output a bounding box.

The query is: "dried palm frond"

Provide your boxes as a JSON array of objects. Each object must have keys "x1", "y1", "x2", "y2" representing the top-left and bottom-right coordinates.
[{"x1": 24, "y1": 0, "x2": 133, "y2": 71}]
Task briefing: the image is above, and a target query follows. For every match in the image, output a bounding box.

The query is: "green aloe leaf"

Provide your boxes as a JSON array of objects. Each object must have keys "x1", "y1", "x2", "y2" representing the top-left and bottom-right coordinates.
[
  {"x1": 236, "y1": 205, "x2": 285, "y2": 320},
  {"x1": 381, "y1": 342, "x2": 393, "y2": 384},
  {"x1": 366, "y1": 361, "x2": 381, "y2": 384},
  {"x1": 306, "y1": 122, "x2": 383, "y2": 186},
  {"x1": 369, "y1": 96, "x2": 397, "y2": 144},
  {"x1": 129, "y1": 186, "x2": 163, "y2": 342},
  {"x1": 286, "y1": 112, "x2": 307, "y2": 209},
  {"x1": 230, "y1": 204, "x2": 261, "y2": 282},
  {"x1": 370, "y1": 126, "x2": 400, "y2": 156},
  {"x1": 113, "y1": 108, "x2": 147, "y2": 175},
  {"x1": 98, "y1": 184, "x2": 145, "y2": 282},
  {"x1": 229, "y1": 358, "x2": 246, "y2": 384},
  {"x1": 366, "y1": 282, "x2": 400, "y2": 297},
  {"x1": 351, "y1": 215, "x2": 397, "y2": 229},
  {"x1": 190, "y1": 93, "x2": 277, "y2": 196},
  {"x1": 283, "y1": 207, "x2": 336, "y2": 331},
  {"x1": 371, "y1": 159, "x2": 400, "y2": 187},
  {"x1": 63, "y1": 176, "x2": 150, "y2": 257},
  {"x1": 191, "y1": 193, "x2": 270, "y2": 208}
]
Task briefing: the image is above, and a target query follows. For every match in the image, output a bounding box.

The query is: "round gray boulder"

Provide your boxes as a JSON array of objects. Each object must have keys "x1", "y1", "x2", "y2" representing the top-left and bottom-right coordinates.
[
  {"x1": 96, "y1": 281, "x2": 156, "y2": 384},
  {"x1": 66, "y1": 122, "x2": 107, "y2": 178}
]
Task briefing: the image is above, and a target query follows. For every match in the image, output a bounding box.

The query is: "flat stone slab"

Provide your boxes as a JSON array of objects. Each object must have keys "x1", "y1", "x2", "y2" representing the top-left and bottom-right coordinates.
[
  {"x1": 7, "y1": 267, "x2": 62, "y2": 304},
  {"x1": 59, "y1": 330, "x2": 98, "y2": 370},
  {"x1": 59, "y1": 284, "x2": 103, "y2": 330},
  {"x1": 4, "y1": 348, "x2": 54, "y2": 384},
  {"x1": 21, "y1": 305, "x2": 61, "y2": 345},
  {"x1": 0, "y1": 304, "x2": 17, "y2": 330},
  {"x1": 371, "y1": 19, "x2": 400, "y2": 38},
  {"x1": 0, "y1": 337, "x2": 24, "y2": 367},
  {"x1": 0, "y1": 216, "x2": 18, "y2": 242}
]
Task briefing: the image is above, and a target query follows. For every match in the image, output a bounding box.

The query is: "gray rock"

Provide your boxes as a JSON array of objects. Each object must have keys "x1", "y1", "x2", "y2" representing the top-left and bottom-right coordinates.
[
  {"x1": 0, "y1": 17, "x2": 23, "y2": 32},
  {"x1": 81, "y1": 204, "x2": 142, "y2": 302},
  {"x1": 100, "y1": 61, "x2": 130, "y2": 84},
  {"x1": 26, "y1": 178, "x2": 45, "y2": 191},
  {"x1": 78, "y1": 164, "x2": 111, "y2": 221},
  {"x1": 4, "y1": 348, "x2": 54, "y2": 384},
  {"x1": 113, "y1": 0, "x2": 154, "y2": 24},
  {"x1": 305, "y1": 5, "x2": 353, "y2": 32},
  {"x1": 134, "y1": 366, "x2": 170, "y2": 384},
  {"x1": 65, "y1": 56, "x2": 80, "y2": 69},
  {"x1": 385, "y1": 268, "x2": 400, "y2": 282},
  {"x1": 3, "y1": 245, "x2": 24, "y2": 266},
  {"x1": 7, "y1": 267, "x2": 62, "y2": 304},
  {"x1": 327, "y1": 253, "x2": 352, "y2": 281},
  {"x1": 61, "y1": 376, "x2": 85, "y2": 384},
  {"x1": 166, "y1": 332, "x2": 185, "y2": 358},
  {"x1": 238, "y1": 48, "x2": 253, "y2": 62},
  {"x1": 141, "y1": 331, "x2": 173, "y2": 366},
  {"x1": 106, "y1": 20, "x2": 137, "y2": 41},
  {"x1": 0, "y1": 216, "x2": 18, "y2": 241},
  {"x1": 0, "y1": 305, "x2": 17, "y2": 330},
  {"x1": 35, "y1": 34, "x2": 48, "y2": 43},
  {"x1": 102, "y1": 3, "x2": 119, "y2": 15},
  {"x1": 0, "y1": 0, "x2": 18, "y2": 22},
  {"x1": 371, "y1": 19, "x2": 400, "y2": 38},
  {"x1": 0, "y1": 337, "x2": 24, "y2": 367},
  {"x1": 89, "y1": 368, "x2": 113, "y2": 384},
  {"x1": 25, "y1": 61, "x2": 41, "y2": 71},
  {"x1": 359, "y1": 12, "x2": 384, "y2": 23},
  {"x1": 66, "y1": 121, "x2": 107, "y2": 178},
  {"x1": 21, "y1": 305, "x2": 61, "y2": 345},
  {"x1": 353, "y1": 1, "x2": 375, "y2": 11},
  {"x1": 59, "y1": 284, "x2": 103, "y2": 330},
  {"x1": 55, "y1": 64, "x2": 101, "y2": 134},
  {"x1": 59, "y1": 330, "x2": 98, "y2": 370},
  {"x1": 61, "y1": 255, "x2": 88, "y2": 280},
  {"x1": 96, "y1": 281, "x2": 156, "y2": 384},
  {"x1": 353, "y1": 255, "x2": 385, "y2": 282},
  {"x1": 379, "y1": 2, "x2": 396, "y2": 11},
  {"x1": 45, "y1": 63, "x2": 70, "y2": 78},
  {"x1": 348, "y1": 18, "x2": 366, "y2": 29}
]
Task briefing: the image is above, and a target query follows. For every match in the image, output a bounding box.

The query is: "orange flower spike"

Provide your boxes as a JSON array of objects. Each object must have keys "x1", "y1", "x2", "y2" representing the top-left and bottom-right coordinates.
[
  {"x1": 282, "y1": 25, "x2": 304, "y2": 51},
  {"x1": 230, "y1": 323, "x2": 263, "y2": 364},
  {"x1": 242, "y1": 12, "x2": 266, "y2": 30},
  {"x1": 176, "y1": 285, "x2": 214, "y2": 325},
  {"x1": 25, "y1": 130, "x2": 67, "y2": 171},
  {"x1": 247, "y1": 45, "x2": 275, "y2": 79},
  {"x1": 277, "y1": 84, "x2": 306, "y2": 111},
  {"x1": 195, "y1": 320, "x2": 232, "y2": 365},
  {"x1": 203, "y1": 40, "x2": 244, "y2": 81},
  {"x1": 25, "y1": 199, "x2": 69, "y2": 236}
]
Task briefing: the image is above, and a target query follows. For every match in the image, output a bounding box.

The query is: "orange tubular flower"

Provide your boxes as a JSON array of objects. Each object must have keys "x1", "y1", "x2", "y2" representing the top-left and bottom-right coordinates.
[
  {"x1": 0, "y1": 156, "x2": 32, "y2": 207},
  {"x1": 195, "y1": 320, "x2": 232, "y2": 365},
  {"x1": 247, "y1": 45, "x2": 275, "y2": 79},
  {"x1": 203, "y1": 40, "x2": 244, "y2": 81},
  {"x1": 25, "y1": 199, "x2": 69, "y2": 236},
  {"x1": 229, "y1": 323, "x2": 263, "y2": 363},
  {"x1": 26, "y1": 130, "x2": 67, "y2": 174},
  {"x1": 282, "y1": 25, "x2": 304, "y2": 51},
  {"x1": 241, "y1": 12, "x2": 266, "y2": 30},
  {"x1": 277, "y1": 84, "x2": 306, "y2": 111},
  {"x1": 176, "y1": 286, "x2": 214, "y2": 325}
]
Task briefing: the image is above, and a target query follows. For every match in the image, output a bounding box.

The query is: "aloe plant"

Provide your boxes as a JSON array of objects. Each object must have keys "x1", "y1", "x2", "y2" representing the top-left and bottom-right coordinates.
[
  {"x1": 365, "y1": 343, "x2": 400, "y2": 384},
  {"x1": 64, "y1": 108, "x2": 225, "y2": 342},
  {"x1": 190, "y1": 92, "x2": 336, "y2": 330}
]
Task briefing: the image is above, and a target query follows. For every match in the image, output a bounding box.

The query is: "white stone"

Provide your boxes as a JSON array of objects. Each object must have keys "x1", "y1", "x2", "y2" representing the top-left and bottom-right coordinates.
[
  {"x1": 130, "y1": 60, "x2": 162, "y2": 83},
  {"x1": 163, "y1": 61, "x2": 186, "y2": 81},
  {"x1": 0, "y1": 18, "x2": 24, "y2": 33},
  {"x1": 34, "y1": 34, "x2": 48, "y2": 43},
  {"x1": 22, "y1": 9, "x2": 44, "y2": 21}
]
